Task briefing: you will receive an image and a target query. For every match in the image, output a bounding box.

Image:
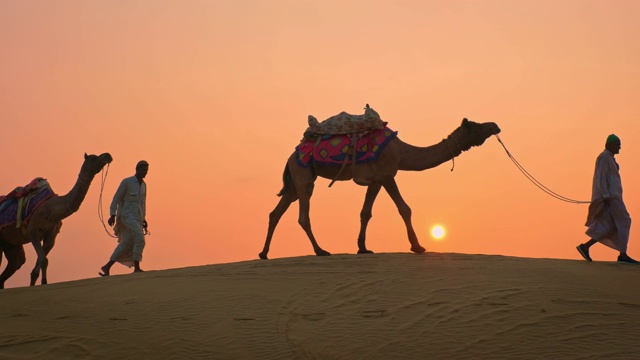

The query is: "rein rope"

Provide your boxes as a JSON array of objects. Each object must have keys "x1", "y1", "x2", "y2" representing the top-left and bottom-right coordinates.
[
  {"x1": 495, "y1": 135, "x2": 591, "y2": 204},
  {"x1": 445, "y1": 135, "x2": 462, "y2": 171},
  {"x1": 98, "y1": 164, "x2": 118, "y2": 238}
]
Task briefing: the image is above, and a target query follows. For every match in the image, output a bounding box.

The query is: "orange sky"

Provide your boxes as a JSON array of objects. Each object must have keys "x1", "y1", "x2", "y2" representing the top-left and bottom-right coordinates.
[{"x1": 1, "y1": 1, "x2": 639, "y2": 288}]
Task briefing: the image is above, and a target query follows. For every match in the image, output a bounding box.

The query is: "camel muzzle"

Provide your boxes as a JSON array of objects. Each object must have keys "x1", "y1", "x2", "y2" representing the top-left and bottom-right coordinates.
[{"x1": 101, "y1": 153, "x2": 114, "y2": 164}]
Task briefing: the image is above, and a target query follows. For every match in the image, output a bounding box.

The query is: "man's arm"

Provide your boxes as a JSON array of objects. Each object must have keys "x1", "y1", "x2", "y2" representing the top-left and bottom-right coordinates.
[
  {"x1": 595, "y1": 155, "x2": 613, "y2": 200},
  {"x1": 141, "y1": 182, "x2": 147, "y2": 220},
  {"x1": 142, "y1": 183, "x2": 147, "y2": 230},
  {"x1": 108, "y1": 179, "x2": 128, "y2": 226}
]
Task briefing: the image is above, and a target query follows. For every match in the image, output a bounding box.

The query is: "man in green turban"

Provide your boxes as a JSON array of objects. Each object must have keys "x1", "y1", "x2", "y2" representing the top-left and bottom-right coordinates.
[
  {"x1": 606, "y1": 134, "x2": 620, "y2": 146},
  {"x1": 577, "y1": 134, "x2": 638, "y2": 264}
]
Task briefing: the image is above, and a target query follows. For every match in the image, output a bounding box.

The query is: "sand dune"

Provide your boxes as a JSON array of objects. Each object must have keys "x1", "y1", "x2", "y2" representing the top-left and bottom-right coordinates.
[{"x1": 0, "y1": 252, "x2": 638, "y2": 359}]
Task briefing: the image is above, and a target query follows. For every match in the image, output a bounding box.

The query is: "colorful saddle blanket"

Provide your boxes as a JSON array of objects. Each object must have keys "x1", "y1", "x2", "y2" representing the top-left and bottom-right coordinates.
[
  {"x1": 0, "y1": 178, "x2": 56, "y2": 230},
  {"x1": 306, "y1": 104, "x2": 386, "y2": 135},
  {"x1": 296, "y1": 127, "x2": 398, "y2": 167}
]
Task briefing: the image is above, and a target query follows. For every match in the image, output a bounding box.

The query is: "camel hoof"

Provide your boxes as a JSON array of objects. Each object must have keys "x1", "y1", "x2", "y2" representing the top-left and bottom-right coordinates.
[
  {"x1": 357, "y1": 249, "x2": 374, "y2": 254},
  {"x1": 315, "y1": 249, "x2": 331, "y2": 256},
  {"x1": 258, "y1": 252, "x2": 269, "y2": 260},
  {"x1": 410, "y1": 245, "x2": 426, "y2": 254}
]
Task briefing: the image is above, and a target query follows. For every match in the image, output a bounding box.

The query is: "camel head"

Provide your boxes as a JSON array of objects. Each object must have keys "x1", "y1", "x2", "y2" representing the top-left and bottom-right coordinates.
[
  {"x1": 81, "y1": 152, "x2": 113, "y2": 177},
  {"x1": 450, "y1": 118, "x2": 501, "y2": 151}
]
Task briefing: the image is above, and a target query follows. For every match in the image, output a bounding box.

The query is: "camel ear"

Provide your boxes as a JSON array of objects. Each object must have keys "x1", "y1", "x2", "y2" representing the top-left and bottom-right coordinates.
[
  {"x1": 84, "y1": 152, "x2": 88, "y2": 159},
  {"x1": 462, "y1": 118, "x2": 469, "y2": 126}
]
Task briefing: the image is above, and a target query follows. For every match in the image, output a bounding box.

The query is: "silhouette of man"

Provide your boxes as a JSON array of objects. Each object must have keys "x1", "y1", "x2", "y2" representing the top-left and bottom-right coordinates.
[
  {"x1": 577, "y1": 134, "x2": 638, "y2": 264},
  {"x1": 99, "y1": 160, "x2": 149, "y2": 276}
]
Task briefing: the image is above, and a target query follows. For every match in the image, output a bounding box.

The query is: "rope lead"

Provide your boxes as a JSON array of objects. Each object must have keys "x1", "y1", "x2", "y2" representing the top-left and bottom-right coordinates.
[
  {"x1": 495, "y1": 135, "x2": 590, "y2": 204},
  {"x1": 98, "y1": 164, "x2": 119, "y2": 238}
]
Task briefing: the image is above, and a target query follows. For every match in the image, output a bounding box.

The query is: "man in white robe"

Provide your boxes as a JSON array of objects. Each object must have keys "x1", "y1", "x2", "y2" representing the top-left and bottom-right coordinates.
[
  {"x1": 577, "y1": 135, "x2": 638, "y2": 264},
  {"x1": 99, "y1": 160, "x2": 149, "y2": 276}
]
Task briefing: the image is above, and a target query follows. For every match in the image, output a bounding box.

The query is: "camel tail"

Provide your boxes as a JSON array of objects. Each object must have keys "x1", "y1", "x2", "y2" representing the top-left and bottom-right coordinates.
[{"x1": 276, "y1": 163, "x2": 291, "y2": 197}]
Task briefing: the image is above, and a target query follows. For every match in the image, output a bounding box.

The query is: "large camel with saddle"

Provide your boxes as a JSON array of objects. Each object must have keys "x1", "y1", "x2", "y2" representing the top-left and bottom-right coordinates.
[
  {"x1": 0, "y1": 153, "x2": 112, "y2": 288},
  {"x1": 259, "y1": 108, "x2": 500, "y2": 259}
]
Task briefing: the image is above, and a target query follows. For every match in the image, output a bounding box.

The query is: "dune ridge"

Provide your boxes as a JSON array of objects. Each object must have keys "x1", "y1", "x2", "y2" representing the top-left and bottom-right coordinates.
[{"x1": 0, "y1": 252, "x2": 638, "y2": 359}]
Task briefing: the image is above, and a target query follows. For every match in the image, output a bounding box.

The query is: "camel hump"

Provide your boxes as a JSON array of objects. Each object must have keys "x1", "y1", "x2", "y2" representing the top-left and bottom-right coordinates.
[
  {"x1": 305, "y1": 104, "x2": 386, "y2": 136},
  {"x1": 0, "y1": 177, "x2": 51, "y2": 203},
  {"x1": 0, "y1": 178, "x2": 55, "y2": 231}
]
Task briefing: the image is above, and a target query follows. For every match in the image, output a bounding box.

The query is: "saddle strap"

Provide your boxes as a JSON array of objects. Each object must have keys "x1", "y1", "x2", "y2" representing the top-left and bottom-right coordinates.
[
  {"x1": 16, "y1": 196, "x2": 30, "y2": 229},
  {"x1": 328, "y1": 133, "x2": 358, "y2": 188}
]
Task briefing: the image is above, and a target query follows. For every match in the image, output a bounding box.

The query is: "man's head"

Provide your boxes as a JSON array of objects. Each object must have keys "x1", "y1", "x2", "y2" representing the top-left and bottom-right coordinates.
[
  {"x1": 605, "y1": 134, "x2": 621, "y2": 155},
  {"x1": 136, "y1": 160, "x2": 149, "y2": 179}
]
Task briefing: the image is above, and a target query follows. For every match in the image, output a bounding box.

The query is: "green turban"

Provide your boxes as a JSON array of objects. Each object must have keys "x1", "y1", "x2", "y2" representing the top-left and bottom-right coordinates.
[{"x1": 606, "y1": 134, "x2": 620, "y2": 145}]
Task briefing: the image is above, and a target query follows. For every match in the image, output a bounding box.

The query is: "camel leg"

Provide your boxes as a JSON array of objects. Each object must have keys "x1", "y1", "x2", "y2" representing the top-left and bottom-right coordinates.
[
  {"x1": 30, "y1": 227, "x2": 58, "y2": 286},
  {"x1": 357, "y1": 184, "x2": 382, "y2": 254},
  {"x1": 30, "y1": 254, "x2": 41, "y2": 286},
  {"x1": 382, "y1": 178, "x2": 426, "y2": 254},
  {"x1": 29, "y1": 229, "x2": 49, "y2": 286},
  {"x1": 292, "y1": 177, "x2": 330, "y2": 256},
  {"x1": 259, "y1": 191, "x2": 298, "y2": 260},
  {"x1": 0, "y1": 245, "x2": 26, "y2": 289}
]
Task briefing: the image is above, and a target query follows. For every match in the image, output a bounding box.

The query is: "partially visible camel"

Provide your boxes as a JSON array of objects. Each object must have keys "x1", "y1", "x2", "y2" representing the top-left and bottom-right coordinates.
[
  {"x1": 259, "y1": 118, "x2": 500, "y2": 259},
  {"x1": 0, "y1": 153, "x2": 113, "y2": 288}
]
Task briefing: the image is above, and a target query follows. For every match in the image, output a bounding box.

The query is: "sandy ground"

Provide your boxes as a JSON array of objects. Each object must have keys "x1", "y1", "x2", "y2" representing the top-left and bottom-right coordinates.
[{"x1": 0, "y1": 252, "x2": 639, "y2": 360}]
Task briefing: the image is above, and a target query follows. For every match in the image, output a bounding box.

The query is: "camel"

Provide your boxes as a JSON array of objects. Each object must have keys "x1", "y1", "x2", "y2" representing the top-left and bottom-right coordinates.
[
  {"x1": 0, "y1": 153, "x2": 113, "y2": 288},
  {"x1": 259, "y1": 118, "x2": 500, "y2": 259}
]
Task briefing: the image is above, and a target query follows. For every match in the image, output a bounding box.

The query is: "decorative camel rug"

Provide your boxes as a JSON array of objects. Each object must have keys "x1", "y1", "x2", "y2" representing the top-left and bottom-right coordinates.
[
  {"x1": 305, "y1": 104, "x2": 386, "y2": 135},
  {"x1": 296, "y1": 127, "x2": 398, "y2": 167},
  {"x1": 0, "y1": 178, "x2": 56, "y2": 230}
]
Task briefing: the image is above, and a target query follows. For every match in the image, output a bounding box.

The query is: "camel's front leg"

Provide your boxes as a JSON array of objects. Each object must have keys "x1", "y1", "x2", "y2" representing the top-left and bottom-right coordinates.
[
  {"x1": 259, "y1": 191, "x2": 297, "y2": 260},
  {"x1": 0, "y1": 245, "x2": 26, "y2": 289},
  {"x1": 29, "y1": 231, "x2": 49, "y2": 286},
  {"x1": 296, "y1": 183, "x2": 330, "y2": 256},
  {"x1": 357, "y1": 184, "x2": 382, "y2": 254},
  {"x1": 30, "y1": 225, "x2": 59, "y2": 286},
  {"x1": 382, "y1": 178, "x2": 426, "y2": 254},
  {"x1": 30, "y1": 248, "x2": 42, "y2": 286}
]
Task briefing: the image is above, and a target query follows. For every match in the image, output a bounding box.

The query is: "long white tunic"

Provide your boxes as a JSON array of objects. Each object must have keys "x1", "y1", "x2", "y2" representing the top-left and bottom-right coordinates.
[
  {"x1": 109, "y1": 176, "x2": 147, "y2": 265},
  {"x1": 585, "y1": 149, "x2": 631, "y2": 252},
  {"x1": 110, "y1": 176, "x2": 146, "y2": 230}
]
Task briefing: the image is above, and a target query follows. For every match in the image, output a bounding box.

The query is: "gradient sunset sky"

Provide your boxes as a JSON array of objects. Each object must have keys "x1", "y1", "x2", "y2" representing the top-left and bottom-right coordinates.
[{"x1": 1, "y1": 0, "x2": 639, "y2": 288}]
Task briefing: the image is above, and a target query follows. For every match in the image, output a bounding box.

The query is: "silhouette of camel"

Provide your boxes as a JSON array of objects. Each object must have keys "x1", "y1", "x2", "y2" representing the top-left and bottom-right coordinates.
[
  {"x1": 260, "y1": 119, "x2": 500, "y2": 259},
  {"x1": 0, "y1": 153, "x2": 113, "y2": 288}
]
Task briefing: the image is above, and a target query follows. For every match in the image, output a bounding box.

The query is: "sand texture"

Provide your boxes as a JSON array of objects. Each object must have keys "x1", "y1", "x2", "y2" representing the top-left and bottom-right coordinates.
[{"x1": 0, "y1": 252, "x2": 639, "y2": 359}]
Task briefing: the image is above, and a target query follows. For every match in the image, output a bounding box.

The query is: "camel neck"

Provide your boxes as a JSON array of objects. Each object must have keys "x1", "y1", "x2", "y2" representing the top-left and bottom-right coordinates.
[
  {"x1": 397, "y1": 138, "x2": 462, "y2": 171},
  {"x1": 57, "y1": 174, "x2": 94, "y2": 218}
]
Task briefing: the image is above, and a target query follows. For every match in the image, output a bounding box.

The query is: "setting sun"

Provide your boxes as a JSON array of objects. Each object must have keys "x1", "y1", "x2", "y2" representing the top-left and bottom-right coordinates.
[{"x1": 431, "y1": 225, "x2": 446, "y2": 240}]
